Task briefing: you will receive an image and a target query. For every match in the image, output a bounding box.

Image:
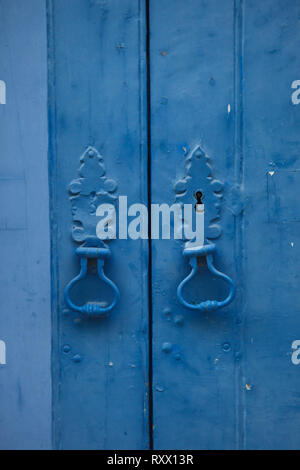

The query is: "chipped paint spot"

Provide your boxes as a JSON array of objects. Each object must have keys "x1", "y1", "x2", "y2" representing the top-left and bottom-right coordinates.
[
  {"x1": 291, "y1": 242, "x2": 294, "y2": 247},
  {"x1": 269, "y1": 170, "x2": 275, "y2": 176},
  {"x1": 160, "y1": 50, "x2": 167, "y2": 56},
  {"x1": 116, "y1": 42, "x2": 126, "y2": 50},
  {"x1": 245, "y1": 383, "x2": 252, "y2": 391},
  {"x1": 227, "y1": 104, "x2": 231, "y2": 113},
  {"x1": 108, "y1": 361, "x2": 114, "y2": 366}
]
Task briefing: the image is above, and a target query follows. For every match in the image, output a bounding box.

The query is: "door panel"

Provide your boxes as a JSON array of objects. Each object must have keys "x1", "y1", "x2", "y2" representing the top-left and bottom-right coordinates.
[
  {"x1": 150, "y1": 0, "x2": 300, "y2": 450},
  {"x1": 3, "y1": 0, "x2": 299, "y2": 451},
  {"x1": 149, "y1": 0, "x2": 237, "y2": 449},
  {"x1": 48, "y1": 0, "x2": 149, "y2": 449},
  {"x1": 242, "y1": 0, "x2": 300, "y2": 449}
]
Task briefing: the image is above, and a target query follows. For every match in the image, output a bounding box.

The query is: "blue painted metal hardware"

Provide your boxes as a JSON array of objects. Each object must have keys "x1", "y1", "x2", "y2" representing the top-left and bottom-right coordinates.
[
  {"x1": 65, "y1": 145, "x2": 120, "y2": 316},
  {"x1": 174, "y1": 145, "x2": 224, "y2": 242},
  {"x1": 175, "y1": 145, "x2": 235, "y2": 312},
  {"x1": 177, "y1": 243, "x2": 235, "y2": 312},
  {"x1": 64, "y1": 238, "x2": 119, "y2": 316},
  {"x1": 68, "y1": 146, "x2": 118, "y2": 243}
]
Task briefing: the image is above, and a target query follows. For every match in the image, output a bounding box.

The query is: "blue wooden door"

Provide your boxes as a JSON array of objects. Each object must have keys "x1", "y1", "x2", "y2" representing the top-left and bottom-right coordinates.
[
  {"x1": 49, "y1": 0, "x2": 300, "y2": 450},
  {"x1": 149, "y1": 0, "x2": 300, "y2": 450},
  {"x1": 1, "y1": 0, "x2": 300, "y2": 450}
]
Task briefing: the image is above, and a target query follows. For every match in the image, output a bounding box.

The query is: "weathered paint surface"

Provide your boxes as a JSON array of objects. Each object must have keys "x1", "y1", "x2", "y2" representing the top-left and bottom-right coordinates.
[
  {"x1": 150, "y1": 0, "x2": 237, "y2": 449},
  {"x1": 1, "y1": 0, "x2": 300, "y2": 450},
  {"x1": 150, "y1": 0, "x2": 300, "y2": 450},
  {"x1": 242, "y1": 0, "x2": 300, "y2": 449},
  {"x1": 48, "y1": 0, "x2": 149, "y2": 449},
  {"x1": 0, "y1": 0, "x2": 51, "y2": 449}
]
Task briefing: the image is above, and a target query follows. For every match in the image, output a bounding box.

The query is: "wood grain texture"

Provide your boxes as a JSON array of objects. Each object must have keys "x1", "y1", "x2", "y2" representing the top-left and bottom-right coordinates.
[{"x1": 48, "y1": 0, "x2": 149, "y2": 449}]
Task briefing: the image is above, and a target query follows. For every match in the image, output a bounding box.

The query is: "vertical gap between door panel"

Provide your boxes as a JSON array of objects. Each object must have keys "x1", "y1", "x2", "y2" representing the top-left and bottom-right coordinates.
[
  {"x1": 47, "y1": 0, "x2": 59, "y2": 449},
  {"x1": 233, "y1": 0, "x2": 246, "y2": 450},
  {"x1": 146, "y1": 0, "x2": 153, "y2": 450}
]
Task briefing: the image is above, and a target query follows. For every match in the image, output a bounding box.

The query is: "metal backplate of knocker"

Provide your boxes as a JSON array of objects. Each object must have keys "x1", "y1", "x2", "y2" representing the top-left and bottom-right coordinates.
[
  {"x1": 64, "y1": 146, "x2": 120, "y2": 317},
  {"x1": 175, "y1": 145, "x2": 235, "y2": 312}
]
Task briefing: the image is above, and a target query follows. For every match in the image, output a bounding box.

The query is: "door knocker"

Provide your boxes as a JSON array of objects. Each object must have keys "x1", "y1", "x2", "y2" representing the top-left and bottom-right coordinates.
[
  {"x1": 175, "y1": 145, "x2": 235, "y2": 312},
  {"x1": 64, "y1": 146, "x2": 119, "y2": 317}
]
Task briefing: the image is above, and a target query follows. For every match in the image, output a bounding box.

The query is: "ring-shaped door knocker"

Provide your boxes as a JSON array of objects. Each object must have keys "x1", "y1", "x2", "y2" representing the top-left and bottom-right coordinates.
[
  {"x1": 64, "y1": 239, "x2": 120, "y2": 317},
  {"x1": 65, "y1": 146, "x2": 119, "y2": 318},
  {"x1": 177, "y1": 244, "x2": 235, "y2": 312}
]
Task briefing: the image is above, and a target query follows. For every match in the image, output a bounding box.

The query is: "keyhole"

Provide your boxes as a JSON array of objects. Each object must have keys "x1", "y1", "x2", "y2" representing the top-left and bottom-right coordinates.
[{"x1": 194, "y1": 190, "x2": 203, "y2": 210}]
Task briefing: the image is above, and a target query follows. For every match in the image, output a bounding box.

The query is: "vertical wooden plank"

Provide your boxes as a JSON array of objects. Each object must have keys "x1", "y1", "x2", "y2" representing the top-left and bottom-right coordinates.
[
  {"x1": 0, "y1": 0, "x2": 51, "y2": 449},
  {"x1": 48, "y1": 0, "x2": 149, "y2": 449},
  {"x1": 149, "y1": 0, "x2": 238, "y2": 449},
  {"x1": 242, "y1": 0, "x2": 300, "y2": 449}
]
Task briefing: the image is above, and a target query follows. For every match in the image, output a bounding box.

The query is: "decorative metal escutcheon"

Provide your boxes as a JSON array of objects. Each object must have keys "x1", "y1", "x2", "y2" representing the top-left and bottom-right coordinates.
[
  {"x1": 64, "y1": 146, "x2": 119, "y2": 317},
  {"x1": 175, "y1": 145, "x2": 235, "y2": 312}
]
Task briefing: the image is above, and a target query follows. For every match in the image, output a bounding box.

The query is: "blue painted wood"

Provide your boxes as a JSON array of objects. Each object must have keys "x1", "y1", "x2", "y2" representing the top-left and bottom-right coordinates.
[
  {"x1": 150, "y1": 0, "x2": 300, "y2": 450},
  {"x1": 241, "y1": 0, "x2": 300, "y2": 450},
  {"x1": 0, "y1": 0, "x2": 51, "y2": 449},
  {"x1": 150, "y1": 0, "x2": 237, "y2": 449},
  {"x1": 48, "y1": 0, "x2": 149, "y2": 449},
  {"x1": 1, "y1": 0, "x2": 300, "y2": 451}
]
